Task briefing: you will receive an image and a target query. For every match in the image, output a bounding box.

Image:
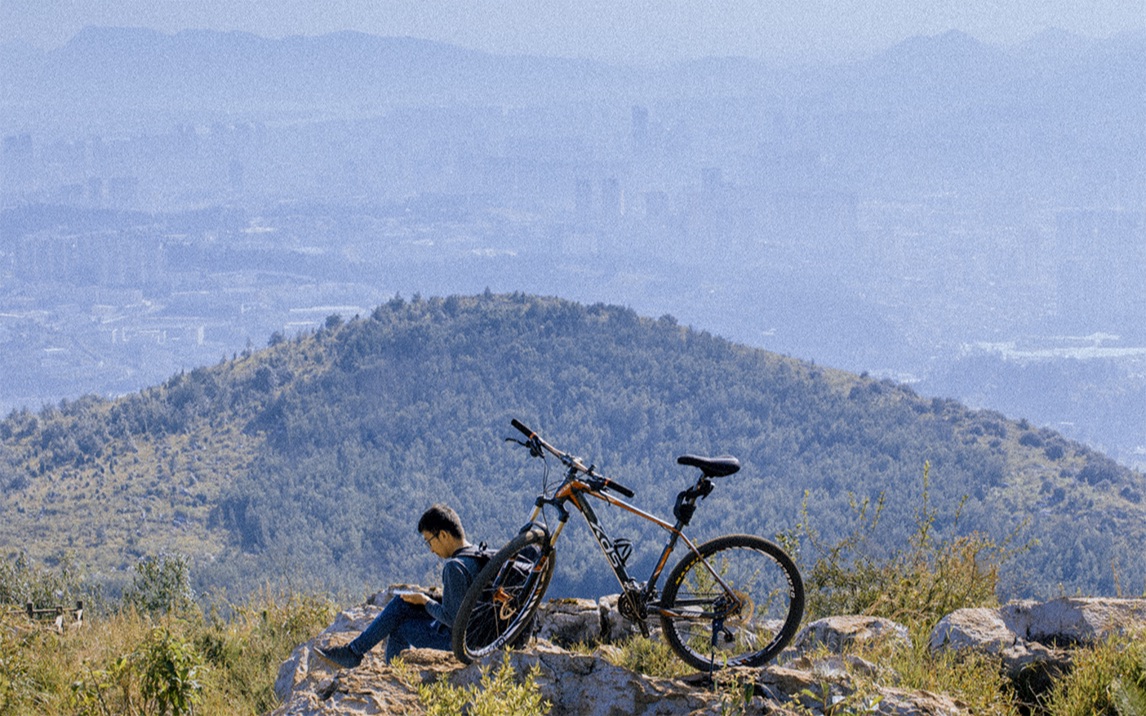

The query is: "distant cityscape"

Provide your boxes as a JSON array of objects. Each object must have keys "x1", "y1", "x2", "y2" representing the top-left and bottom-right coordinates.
[{"x1": 1, "y1": 28, "x2": 1143, "y2": 468}]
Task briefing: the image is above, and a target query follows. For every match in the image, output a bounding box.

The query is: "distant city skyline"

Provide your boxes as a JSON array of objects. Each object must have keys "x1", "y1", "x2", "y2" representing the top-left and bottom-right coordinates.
[{"x1": 2, "y1": 0, "x2": 1143, "y2": 63}]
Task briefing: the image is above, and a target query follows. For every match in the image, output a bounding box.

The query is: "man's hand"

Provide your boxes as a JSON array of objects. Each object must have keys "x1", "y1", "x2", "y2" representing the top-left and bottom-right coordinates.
[{"x1": 400, "y1": 591, "x2": 431, "y2": 606}]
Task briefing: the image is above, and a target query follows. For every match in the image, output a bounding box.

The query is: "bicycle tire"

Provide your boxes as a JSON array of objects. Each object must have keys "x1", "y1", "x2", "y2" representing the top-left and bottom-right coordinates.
[
  {"x1": 659, "y1": 534, "x2": 803, "y2": 670},
  {"x1": 451, "y1": 527, "x2": 555, "y2": 664}
]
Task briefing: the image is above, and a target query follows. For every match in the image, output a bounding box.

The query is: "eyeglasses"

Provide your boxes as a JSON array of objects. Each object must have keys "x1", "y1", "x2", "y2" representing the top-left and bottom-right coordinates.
[{"x1": 424, "y1": 532, "x2": 440, "y2": 547}]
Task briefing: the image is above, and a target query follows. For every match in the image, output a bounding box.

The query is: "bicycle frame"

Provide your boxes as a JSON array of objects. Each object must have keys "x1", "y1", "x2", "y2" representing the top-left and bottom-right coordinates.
[
  {"x1": 455, "y1": 421, "x2": 802, "y2": 669},
  {"x1": 522, "y1": 460, "x2": 743, "y2": 625}
]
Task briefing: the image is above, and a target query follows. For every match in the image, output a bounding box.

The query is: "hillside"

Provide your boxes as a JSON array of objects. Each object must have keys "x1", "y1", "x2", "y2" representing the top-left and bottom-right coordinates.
[{"x1": 1, "y1": 293, "x2": 1143, "y2": 600}]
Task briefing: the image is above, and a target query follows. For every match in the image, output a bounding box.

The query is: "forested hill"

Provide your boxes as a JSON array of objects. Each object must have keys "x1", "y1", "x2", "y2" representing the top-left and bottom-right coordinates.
[{"x1": 2, "y1": 294, "x2": 1144, "y2": 600}]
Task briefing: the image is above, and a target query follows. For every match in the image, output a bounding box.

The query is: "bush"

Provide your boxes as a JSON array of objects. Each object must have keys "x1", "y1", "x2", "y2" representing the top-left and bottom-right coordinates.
[
  {"x1": 787, "y1": 462, "x2": 1020, "y2": 636},
  {"x1": 601, "y1": 635, "x2": 690, "y2": 679},
  {"x1": 1044, "y1": 632, "x2": 1146, "y2": 716},
  {"x1": 414, "y1": 654, "x2": 549, "y2": 716},
  {"x1": 195, "y1": 591, "x2": 335, "y2": 713},
  {"x1": 70, "y1": 626, "x2": 203, "y2": 716},
  {"x1": 0, "y1": 551, "x2": 89, "y2": 611},
  {"x1": 0, "y1": 550, "x2": 335, "y2": 716},
  {"x1": 123, "y1": 555, "x2": 194, "y2": 617}
]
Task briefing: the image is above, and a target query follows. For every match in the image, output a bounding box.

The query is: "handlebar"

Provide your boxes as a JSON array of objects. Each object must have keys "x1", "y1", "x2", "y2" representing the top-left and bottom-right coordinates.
[
  {"x1": 599, "y1": 476, "x2": 636, "y2": 499},
  {"x1": 511, "y1": 418, "x2": 535, "y2": 439},
  {"x1": 509, "y1": 419, "x2": 636, "y2": 498}
]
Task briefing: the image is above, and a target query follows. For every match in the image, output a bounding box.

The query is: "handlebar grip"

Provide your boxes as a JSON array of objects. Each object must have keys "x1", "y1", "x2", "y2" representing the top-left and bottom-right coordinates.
[
  {"x1": 605, "y1": 479, "x2": 636, "y2": 498},
  {"x1": 511, "y1": 419, "x2": 535, "y2": 437}
]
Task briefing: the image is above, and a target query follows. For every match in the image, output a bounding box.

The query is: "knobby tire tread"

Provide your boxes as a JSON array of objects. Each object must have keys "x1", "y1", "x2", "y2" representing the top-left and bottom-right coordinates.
[
  {"x1": 659, "y1": 534, "x2": 804, "y2": 670},
  {"x1": 451, "y1": 528, "x2": 553, "y2": 664}
]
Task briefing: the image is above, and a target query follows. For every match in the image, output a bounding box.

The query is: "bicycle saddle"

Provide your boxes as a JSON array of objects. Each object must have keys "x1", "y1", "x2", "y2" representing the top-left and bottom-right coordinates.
[{"x1": 676, "y1": 455, "x2": 740, "y2": 478}]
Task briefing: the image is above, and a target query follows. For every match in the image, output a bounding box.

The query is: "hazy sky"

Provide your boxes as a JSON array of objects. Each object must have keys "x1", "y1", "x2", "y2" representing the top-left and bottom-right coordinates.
[{"x1": 2, "y1": 0, "x2": 1143, "y2": 62}]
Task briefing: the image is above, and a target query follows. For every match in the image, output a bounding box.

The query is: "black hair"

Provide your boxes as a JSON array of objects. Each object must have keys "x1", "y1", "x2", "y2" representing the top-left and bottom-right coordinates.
[{"x1": 417, "y1": 503, "x2": 465, "y2": 540}]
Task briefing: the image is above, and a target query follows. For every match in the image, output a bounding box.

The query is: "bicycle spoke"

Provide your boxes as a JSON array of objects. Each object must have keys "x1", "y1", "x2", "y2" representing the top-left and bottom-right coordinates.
[
  {"x1": 660, "y1": 535, "x2": 803, "y2": 669},
  {"x1": 453, "y1": 530, "x2": 554, "y2": 662}
]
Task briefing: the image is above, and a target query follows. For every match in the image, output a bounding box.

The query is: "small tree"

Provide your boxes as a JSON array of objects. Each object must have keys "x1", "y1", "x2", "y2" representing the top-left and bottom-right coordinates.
[{"x1": 124, "y1": 555, "x2": 194, "y2": 617}]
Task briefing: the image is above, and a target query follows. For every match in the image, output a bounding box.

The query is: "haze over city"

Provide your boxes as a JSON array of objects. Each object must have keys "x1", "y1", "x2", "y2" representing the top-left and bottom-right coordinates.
[
  {"x1": 1, "y1": 2, "x2": 1144, "y2": 469},
  {"x1": 3, "y1": 0, "x2": 1143, "y2": 62}
]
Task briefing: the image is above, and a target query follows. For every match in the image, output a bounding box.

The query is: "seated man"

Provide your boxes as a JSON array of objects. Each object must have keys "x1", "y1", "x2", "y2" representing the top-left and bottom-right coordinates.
[{"x1": 315, "y1": 503, "x2": 483, "y2": 667}]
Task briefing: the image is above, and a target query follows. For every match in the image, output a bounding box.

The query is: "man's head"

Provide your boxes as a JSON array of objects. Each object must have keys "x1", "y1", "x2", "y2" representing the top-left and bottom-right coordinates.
[{"x1": 418, "y1": 504, "x2": 466, "y2": 558}]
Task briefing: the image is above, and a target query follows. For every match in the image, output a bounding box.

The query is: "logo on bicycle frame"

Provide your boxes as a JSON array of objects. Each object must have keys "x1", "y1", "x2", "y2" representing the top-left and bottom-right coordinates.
[{"x1": 585, "y1": 513, "x2": 627, "y2": 572}]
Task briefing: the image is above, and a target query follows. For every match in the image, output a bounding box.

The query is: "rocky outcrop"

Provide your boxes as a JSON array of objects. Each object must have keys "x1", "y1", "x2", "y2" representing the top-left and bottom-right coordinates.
[
  {"x1": 532, "y1": 596, "x2": 635, "y2": 647},
  {"x1": 930, "y1": 597, "x2": 1146, "y2": 656},
  {"x1": 929, "y1": 597, "x2": 1146, "y2": 703},
  {"x1": 271, "y1": 595, "x2": 1146, "y2": 716},
  {"x1": 792, "y1": 615, "x2": 911, "y2": 654}
]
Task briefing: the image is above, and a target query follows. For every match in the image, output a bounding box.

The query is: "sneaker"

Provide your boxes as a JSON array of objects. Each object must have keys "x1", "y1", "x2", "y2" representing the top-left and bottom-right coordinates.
[{"x1": 313, "y1": 644, "x2": 362, "y2": 669}]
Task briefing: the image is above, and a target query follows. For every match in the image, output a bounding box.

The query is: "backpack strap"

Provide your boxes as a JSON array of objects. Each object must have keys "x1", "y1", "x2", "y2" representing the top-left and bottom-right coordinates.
[{"x1": 453, "y1": 542, "x2": 495, "y2": 574}]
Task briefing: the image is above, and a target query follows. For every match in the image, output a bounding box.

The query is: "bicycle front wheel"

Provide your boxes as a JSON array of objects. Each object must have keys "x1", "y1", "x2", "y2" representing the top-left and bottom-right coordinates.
[
  {"x1": 452, "y1": 527, "x2": 555, "y2": 664},
  {"x1": 659, "y1": 534, "x2": 803, "y2": 670}
]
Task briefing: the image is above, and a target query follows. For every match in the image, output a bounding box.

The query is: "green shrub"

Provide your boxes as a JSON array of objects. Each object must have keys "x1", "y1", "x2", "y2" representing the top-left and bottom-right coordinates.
[
  {"x1": 0, "y1": 551, "x2": 93, "y2": 613},
  {"x1": 0, "y1": 562, "x2": 334, "y2": 716},
  {"x1": 70, "y1": 626, "x2": 203, "y2": 716},
  {"x1": 1044, "y1": 632, "x2": 1146, "y2": 716},
  {"x1": 600, "y1": 635, "x2": 691, "y2": 679},
  {"x1": 0, "y1": 614, "x2": 45, "y2": 714},
  {"x1": 417, "y1": 654, "x2": 549, "y2": 716},
  {"x1": 788, "y1": 462, "x2": 1020, "y2": 636},
  {"x1": 135, "y1": 627, "x2": 203, "y2": 716},
  {"x1": 196, "y1": 590, "x2": 335, "y2": 713},
  {"x1": 123, "y1": 555, "x2": 194, "y2": 617}
]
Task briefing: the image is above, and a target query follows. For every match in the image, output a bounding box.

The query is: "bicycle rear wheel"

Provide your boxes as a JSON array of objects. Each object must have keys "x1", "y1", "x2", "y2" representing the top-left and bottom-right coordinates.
[
  {"x1": 452, "y1": 527, "x2": 555, "y2": 663},
  {"x1": 659, "y1": 534, "x2": 803, "y2": 670}
]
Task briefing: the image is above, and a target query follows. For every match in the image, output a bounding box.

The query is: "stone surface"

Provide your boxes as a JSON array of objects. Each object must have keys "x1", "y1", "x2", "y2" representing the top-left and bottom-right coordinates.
[
  {"x1": 930, "y1": 598, "x2": 1146, "y2": 663},
  {"x1": 275, "y1": 605, "x2": 384, "y2": 703},
  {"x1": 271, "y1": 596, "x2": 1146, "y2": 716},
  {"x1": 929, "y1": 607, "x2": 1016, "y2": 655},
  {"x1": 794, "y1": 615, "x2": 911, "y2": 653},
  {"x1": 533, "y1": 595, "x2": 637, "y2": 647},
  {"x1": 533, "y1": 598, "x2": 607, "y2": 647},
  {"x1": 456, "y1": 640, "x2": 721, "y2": 716},
  {"x1": 1000, "y1": 597, "x2": 1146, "y2": 645},
  {"x1": 928, "y1": 597, "x2": 1146, "y2": 705},
  {"x1": 271, "y1": 648, "x2": 453, "y2": 716}
]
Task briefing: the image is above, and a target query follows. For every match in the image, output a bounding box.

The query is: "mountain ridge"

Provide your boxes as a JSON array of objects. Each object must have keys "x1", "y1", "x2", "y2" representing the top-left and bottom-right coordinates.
[
  {"x1": 4, "y1": 25, "x2": 1142, "y2": 115},
  {"x1": 1, "y1": 293, "x2": 1142, "y2": 601}
]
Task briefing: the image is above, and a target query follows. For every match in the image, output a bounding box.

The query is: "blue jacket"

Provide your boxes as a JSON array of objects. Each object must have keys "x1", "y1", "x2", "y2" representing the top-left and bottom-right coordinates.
[{"x1": 424, "y1": 546, "x2": 482, "y2": 631}]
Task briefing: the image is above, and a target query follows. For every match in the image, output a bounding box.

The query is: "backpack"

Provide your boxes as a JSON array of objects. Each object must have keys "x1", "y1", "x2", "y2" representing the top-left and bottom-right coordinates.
[{"x1": 454, "y1": 542, "x2": 497, "y2": 581}]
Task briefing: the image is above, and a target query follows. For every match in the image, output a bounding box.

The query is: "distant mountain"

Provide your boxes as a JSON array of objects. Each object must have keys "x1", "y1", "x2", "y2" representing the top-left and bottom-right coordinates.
[
  {"x1": 1, "y1": 294, "x2": 1142, "y2": 600},
  {"x1": 3, "y1": 25, "x2": 1142, "y2": 120},
  {"x1": 4, "y1": 26, "x2": 636, "y2": 112},
  {"x1": 847, "y1": 30, "x2": 1025, "y2": 109}
]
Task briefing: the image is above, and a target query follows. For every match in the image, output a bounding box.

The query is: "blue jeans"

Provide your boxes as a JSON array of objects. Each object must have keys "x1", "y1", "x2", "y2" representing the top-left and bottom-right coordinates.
[{"x1": 348, "y1": 597, "x2": 452, "y2": 663}]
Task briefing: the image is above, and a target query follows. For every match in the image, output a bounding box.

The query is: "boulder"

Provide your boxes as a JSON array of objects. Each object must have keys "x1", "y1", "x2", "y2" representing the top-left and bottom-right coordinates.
[
  {"x1": 533, "y1": 598, "x2": 607, "y2": 647},
  {"x1": 928, "y1": 597, "x2": 1146, "y2": 705},
  {"x1": 1000, "y1": 597, "x2": 1146, "y2": 645},
  {"x1": 271, "y1": 648, "x2": 456, "y2": 716},
  {"x1": 275, "y1": 605, "x2": 384, "y2": 702},
  {"x1": 272, "y1": 593, "x2": 1146, "y2": 715},
  {"x1": 929, "y1": 608, "x2": 1015, "y2": 655},
  {"x1": 794, "y1": 615, "x2": 911, "y2": 654},
  {"x1": 932, "y1": 598, "x2": 1146, "y2": 656},
  {"x1": 929, "y1": 604, "x2": 1072, "y2": 688},
  {"x1": 455, "y1": 640, "x2": 721, "y2": 716},
  {"x1": 757, "y1": 662, "x2": 965, "y2": 715},
  {"x1": 534, "y1": 595, "x2": 637, "y2": 647},
  {"x1": 272, "y1": 595, "x2": 975, "y2": 716}
]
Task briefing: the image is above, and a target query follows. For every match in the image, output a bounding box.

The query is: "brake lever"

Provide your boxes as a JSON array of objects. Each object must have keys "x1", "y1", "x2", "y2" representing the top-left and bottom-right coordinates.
[{"x1": 504, "y1": 436, "x2": 544, "y2": 458}]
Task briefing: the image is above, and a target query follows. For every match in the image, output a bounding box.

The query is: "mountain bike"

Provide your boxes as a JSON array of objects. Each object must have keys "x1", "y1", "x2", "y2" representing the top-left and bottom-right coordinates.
[{"x1": 452, "y1": 419, "x2": 804, "y2": 670}]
